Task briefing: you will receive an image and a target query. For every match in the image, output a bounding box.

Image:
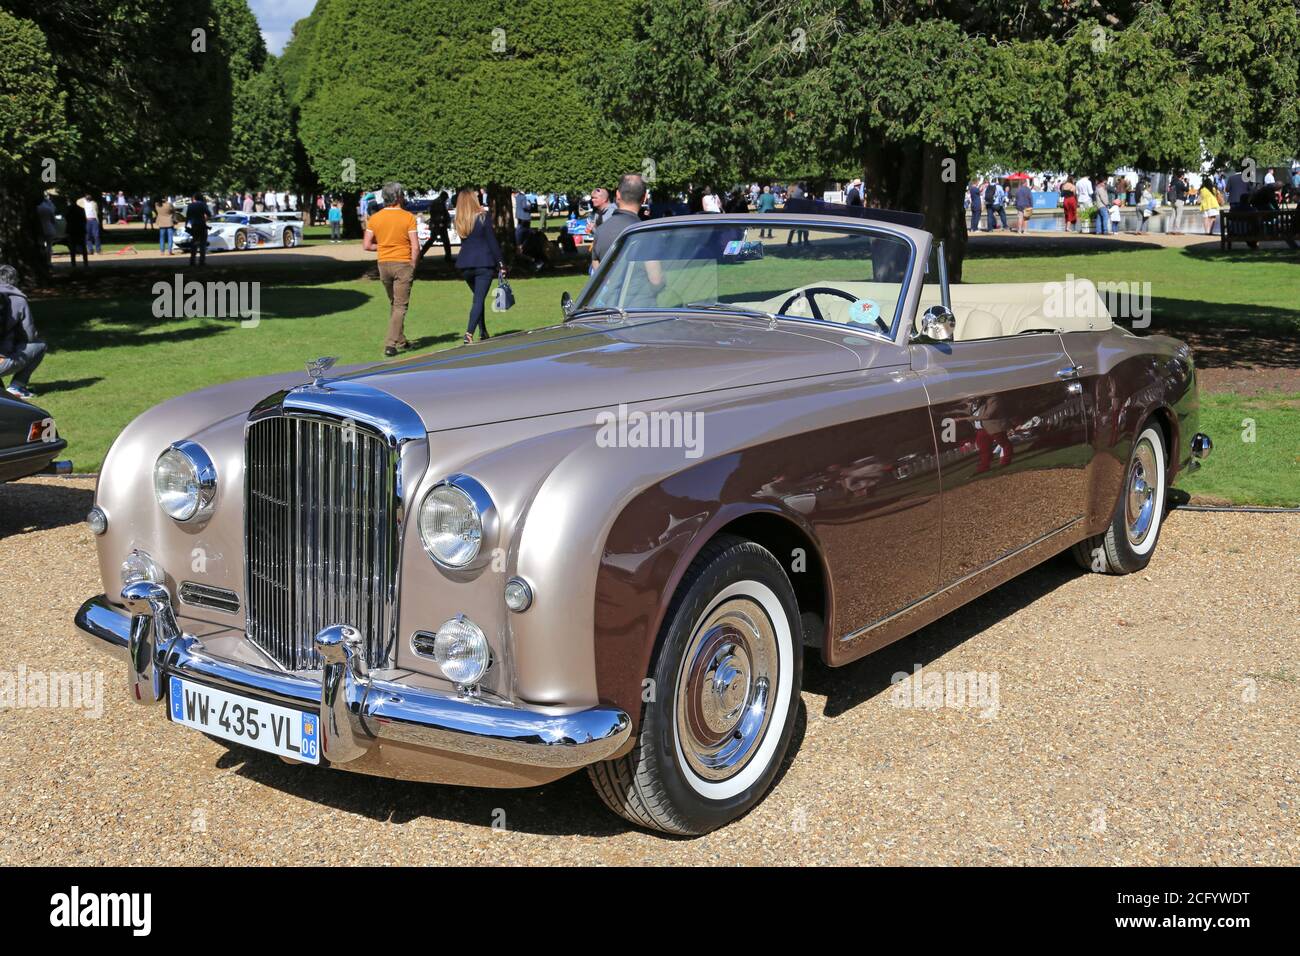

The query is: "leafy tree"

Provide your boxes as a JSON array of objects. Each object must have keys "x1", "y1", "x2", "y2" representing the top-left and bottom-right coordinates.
[
  {"x1": 295, "y1": 0, "x2": 640, "y2": 244},
  {"x1": 0, "y1": 8, "x2": 72, "y2": 279},
  {"x1": 0, "y1": 0, "x2": 234, "y2": 276},
  {"x1": 597, "y1": 0, "x2": 1300, "y2": 279}
]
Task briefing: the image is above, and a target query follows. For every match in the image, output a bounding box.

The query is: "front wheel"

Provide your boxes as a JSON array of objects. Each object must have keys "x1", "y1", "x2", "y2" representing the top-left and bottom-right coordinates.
[
  {"x1": 588, "y1": 534, "x2": 803, "y2": 835},
  {"x1": 1073, "y1": 422, "x2": 1168, "y2": 574},
  {"x1": 233, "y1": 229, "x2": 248, "y2": 251}
]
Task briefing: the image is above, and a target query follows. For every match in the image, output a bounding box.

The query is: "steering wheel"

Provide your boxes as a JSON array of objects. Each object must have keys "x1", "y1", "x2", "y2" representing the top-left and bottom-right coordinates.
[
  {"x1": 774, "y1": 287, "x2": 889, "y2": 332},
  {"x1": 778, "y1": 286, "x2": 865, "y2": 324}
]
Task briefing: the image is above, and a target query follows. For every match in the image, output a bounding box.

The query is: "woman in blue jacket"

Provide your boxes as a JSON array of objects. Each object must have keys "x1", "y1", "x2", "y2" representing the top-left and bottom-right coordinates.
[{"x1": 454, "y1": 188, "x2": 505, "y2": 344}]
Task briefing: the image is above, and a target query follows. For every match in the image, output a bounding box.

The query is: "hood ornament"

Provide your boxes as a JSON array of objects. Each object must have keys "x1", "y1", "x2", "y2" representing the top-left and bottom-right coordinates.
[{"x1": 306, "y1": 356, "x2": 338, "y2": 387}]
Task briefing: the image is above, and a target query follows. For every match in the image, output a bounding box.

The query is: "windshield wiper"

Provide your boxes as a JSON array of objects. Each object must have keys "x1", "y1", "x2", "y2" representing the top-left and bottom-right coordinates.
[
  {"x1": 567, "y1": 305, "x2": 627, "y2": 321},
  {"x1": 683, "y1": 302, "x2": 780, "y2": 323}
]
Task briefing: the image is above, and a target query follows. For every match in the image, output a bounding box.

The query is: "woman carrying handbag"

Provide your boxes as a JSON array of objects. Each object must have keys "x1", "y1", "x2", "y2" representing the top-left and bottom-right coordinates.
[{"x1": 454, "y1": 187, "x2": 505, "y2": 344}]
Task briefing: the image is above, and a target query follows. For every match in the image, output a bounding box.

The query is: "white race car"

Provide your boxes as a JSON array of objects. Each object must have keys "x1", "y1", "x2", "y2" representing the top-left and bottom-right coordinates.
[{"x1": 175, "y1": 212, "x2": 303, "y2": 252}]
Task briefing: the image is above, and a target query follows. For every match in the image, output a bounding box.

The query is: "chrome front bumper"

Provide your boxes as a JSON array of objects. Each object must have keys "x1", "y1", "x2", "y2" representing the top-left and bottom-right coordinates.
[{"x1": 75, "y1": 585, "x2": 631, "y2": 769}]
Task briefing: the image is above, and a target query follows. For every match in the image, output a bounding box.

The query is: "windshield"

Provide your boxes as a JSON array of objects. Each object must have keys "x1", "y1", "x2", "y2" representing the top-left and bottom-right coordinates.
[
  {"x1": 580, "y1": 221, "x2": 914, "y2": 334},
  {"x1": 211, "y1": 214, "x2": 247, "y2": 224}
]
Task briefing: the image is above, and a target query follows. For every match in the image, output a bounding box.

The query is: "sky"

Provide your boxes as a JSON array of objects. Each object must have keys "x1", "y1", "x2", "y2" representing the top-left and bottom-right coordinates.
[{"x1": 249, "y1": 0, "x2": 317, "y2": 55}]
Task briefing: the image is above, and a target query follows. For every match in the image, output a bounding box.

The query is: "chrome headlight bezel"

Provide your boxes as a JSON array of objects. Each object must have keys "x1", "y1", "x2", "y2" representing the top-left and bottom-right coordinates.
[
  {"x1": 153, "y1": 440, "x2": 217, "y2": 523},
  {"x1": 417, "y1": 474, "x2": 497, "y2": 571}
]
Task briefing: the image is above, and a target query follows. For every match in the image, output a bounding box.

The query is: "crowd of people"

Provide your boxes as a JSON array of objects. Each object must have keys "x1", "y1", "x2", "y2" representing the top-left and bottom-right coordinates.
[
  {"x1": 966, "y1": 166, "x2": 1299, "y2": 237},
  {"x1": 16, "y1": 162, "x2": 1296, "y2": 390}
]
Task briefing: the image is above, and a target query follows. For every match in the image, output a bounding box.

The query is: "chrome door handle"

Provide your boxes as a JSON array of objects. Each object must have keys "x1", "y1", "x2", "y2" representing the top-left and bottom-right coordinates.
[{"x1": 1056, "y1": 364, "x2": 1084, "y2": 380}]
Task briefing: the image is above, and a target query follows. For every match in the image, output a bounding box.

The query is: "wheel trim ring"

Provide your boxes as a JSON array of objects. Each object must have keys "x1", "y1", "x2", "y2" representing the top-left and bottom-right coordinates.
[
  {"x1": 675, "y1": 598, "x2": 778, "y2": 783},
  {"x1": 1125, "y1": 438, "x2": 1158, "y2": 546}
]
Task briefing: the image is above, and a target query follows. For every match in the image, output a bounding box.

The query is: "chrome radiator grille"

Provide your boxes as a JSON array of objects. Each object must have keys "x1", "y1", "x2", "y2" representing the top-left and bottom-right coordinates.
[{"x1": 245, "y1": 415, "x2": 398, "y2": 670}]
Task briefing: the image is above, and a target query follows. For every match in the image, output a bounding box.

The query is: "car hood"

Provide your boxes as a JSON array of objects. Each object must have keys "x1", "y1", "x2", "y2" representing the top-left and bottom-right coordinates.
[{"x1": 337, "y1": 315, "x2": 863, "y2": 432}]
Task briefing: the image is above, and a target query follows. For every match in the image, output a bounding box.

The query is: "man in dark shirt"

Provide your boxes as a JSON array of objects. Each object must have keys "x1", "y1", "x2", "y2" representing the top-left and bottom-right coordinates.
[
  {"x1": 1226, "y1": 171, "x2": 1252, "y2": 209},
  {"x1": 420, "y1": 191, "x2": 453, "y2": 263},
  {"x1": 591, "y1": 174, "x2": 648, "y2": 271},
  {"x1": 512, "y1": 189, "x2": 532, "y2": 246},
  {"x1": 184, "y1": 193, "x2": 211, "y2": 266}
]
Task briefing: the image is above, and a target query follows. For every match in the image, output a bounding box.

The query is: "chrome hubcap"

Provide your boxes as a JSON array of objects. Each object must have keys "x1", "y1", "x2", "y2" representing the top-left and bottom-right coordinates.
[
  {"x1": 676, "y1": 597, "x2": 778, "y2": 782},
  {"x1": 1125, "y1": 438, "x2": 1158, "y2": 546}
]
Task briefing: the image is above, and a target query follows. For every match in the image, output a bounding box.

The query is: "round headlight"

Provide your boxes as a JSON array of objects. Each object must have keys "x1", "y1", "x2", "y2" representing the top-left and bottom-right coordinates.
[
  {"x1": 153, "y1": 441, "x2": 216, "y2": 522},
  {"x1": 121, "y1": 549, "x2": 164, "y2": 588},
  {"x1": 433, "y1": 617, "x2": 491, "y2": 685},
  {"x1": 418, "y1": 483, "x2": 483, "y2": 567}
]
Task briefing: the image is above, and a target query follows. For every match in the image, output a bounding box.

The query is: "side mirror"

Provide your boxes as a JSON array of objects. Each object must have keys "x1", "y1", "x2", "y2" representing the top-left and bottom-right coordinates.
[
  {"x1": 561, "y1": 290, "x2": 574, "y2": 319},
  {"x1": 915, "y1": 305, "x2": 956, "y2": 342}
]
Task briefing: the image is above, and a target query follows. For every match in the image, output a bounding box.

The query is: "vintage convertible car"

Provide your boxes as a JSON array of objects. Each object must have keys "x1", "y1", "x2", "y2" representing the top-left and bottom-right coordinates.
[
  {"x1": 0, "y1": 392, "x2": 71, "y2": 482},
  {"x1": 175, "y1": 212, "x2": 303, "y2": 252},
  {"x1": 74, "y1": 210, "x2": 1212, "y2": 834}
]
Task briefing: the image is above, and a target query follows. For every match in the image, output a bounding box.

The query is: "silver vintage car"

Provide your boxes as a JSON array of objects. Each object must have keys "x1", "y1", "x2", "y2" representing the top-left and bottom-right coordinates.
[{"x1": 75, "y1": 211, "x2": 1210, "y2": 834}]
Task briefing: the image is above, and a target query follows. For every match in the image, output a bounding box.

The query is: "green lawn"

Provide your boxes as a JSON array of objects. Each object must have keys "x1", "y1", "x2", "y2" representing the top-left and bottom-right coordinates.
[
  {"x1": 21, "y1": 244, "x2": 1300, "y2": 505},
  {"x1": 32, "y1": 269, "x2": 588, "y2": 473},
  {"x1": 1175, "y1": 392, "x2": 1300, "y2": 506}
]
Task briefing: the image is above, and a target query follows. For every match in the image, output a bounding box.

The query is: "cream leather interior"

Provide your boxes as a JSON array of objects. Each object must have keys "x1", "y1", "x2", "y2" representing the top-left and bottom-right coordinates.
[
  {"x1": 917, "y1": 282, "x2": 1113, "y2": 340},
  {"x1": 732, "y1": 279, "x2": 1113, "y2": 341}
]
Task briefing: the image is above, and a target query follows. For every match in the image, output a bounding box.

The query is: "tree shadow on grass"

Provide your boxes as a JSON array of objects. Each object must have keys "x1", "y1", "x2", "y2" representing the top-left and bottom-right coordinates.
[
  {"x1": 29, "y1": 376, "x2": 104, "y2": 395},
  {"x1": 965, "y1": 234, "x2": 1170, "y2": 259},
  {"x1": 1146, "y1": 299, "x2": 1300, "y2": 369},
  {"x1": 38, "y1": 287, "x2": 376, "y2": 354}
]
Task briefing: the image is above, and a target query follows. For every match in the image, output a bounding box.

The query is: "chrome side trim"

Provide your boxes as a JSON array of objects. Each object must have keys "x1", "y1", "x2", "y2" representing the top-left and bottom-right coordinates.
[
  {"x1": 838, "y1": 518, "x2": 1083, "y2": 642},
  {"x1": 75, "y1": 593, "x2": 632, "y2": 769}
]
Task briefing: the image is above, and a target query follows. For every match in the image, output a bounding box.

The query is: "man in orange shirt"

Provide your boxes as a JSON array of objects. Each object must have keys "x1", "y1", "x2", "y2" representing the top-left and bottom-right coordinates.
[{"x1": 363, "y1": 182, "x2": 420, "y2": 356}]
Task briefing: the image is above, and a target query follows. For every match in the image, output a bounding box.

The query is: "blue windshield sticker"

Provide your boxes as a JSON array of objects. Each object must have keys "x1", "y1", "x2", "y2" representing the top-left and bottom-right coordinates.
[{"x1": 848, "y1": 298, "x2": 881, "y2": 325}]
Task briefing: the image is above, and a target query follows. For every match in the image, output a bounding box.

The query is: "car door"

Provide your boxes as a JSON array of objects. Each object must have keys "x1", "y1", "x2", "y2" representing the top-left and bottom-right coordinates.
[{"x1": 911, "y1": 331, "x2": 1091, "y2": 584}]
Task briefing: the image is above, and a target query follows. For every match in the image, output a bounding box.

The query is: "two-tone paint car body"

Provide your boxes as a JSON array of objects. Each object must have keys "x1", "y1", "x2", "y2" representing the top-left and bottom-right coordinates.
[{"x1": 74, "y1": 210, "x2": 1210, "y2": 833}]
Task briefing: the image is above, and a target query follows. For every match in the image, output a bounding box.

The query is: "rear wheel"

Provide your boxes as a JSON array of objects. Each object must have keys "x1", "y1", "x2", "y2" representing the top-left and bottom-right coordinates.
[
  {"x1": 588, "y1": 534, "x2": 802, "y2": 835},
  {"x1": 283, "y1": 228, "x2": 297, "y2": 248},
  {"x1": 1073, "y1": 423, "x2": 1168, "y2": 574}
]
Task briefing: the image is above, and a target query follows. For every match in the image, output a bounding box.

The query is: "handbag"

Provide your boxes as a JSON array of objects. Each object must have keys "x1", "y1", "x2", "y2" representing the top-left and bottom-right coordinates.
[{"x1": 492, "y1": 269, "x2": 515, "y2": 312}]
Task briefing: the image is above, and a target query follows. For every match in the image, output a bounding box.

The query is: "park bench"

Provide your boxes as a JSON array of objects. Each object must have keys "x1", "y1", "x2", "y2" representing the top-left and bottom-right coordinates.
[{"x1": 1220, "y1": 206, "x2": 1299, "y2": 250}]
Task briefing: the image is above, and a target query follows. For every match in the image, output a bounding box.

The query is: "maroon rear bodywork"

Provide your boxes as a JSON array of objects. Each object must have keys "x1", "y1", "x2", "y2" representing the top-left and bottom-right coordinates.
[{"x1": 593, "y1": 323, "x2": 1199, "y2": 731}]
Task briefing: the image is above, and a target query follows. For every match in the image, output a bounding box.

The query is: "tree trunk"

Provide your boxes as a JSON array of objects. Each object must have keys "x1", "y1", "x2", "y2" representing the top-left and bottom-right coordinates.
[
  {"x1": 341, "y1": 190, "x2": 361, "y2": 239},
  {"x1": 487, "y1": 183, "x2": 515, "y2": 261},
  {"x1": 0, "y1": 180, "x2": 50, "y2": 285},
  {"x1": 862, "y1": 139, "x2": 968, "y2": 283}
]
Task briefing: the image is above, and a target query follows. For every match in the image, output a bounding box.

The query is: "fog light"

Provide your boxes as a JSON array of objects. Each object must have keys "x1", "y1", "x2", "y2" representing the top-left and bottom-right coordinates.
[
  {"x1": 86, "y1": 506, "x2": 108, "y2": 535},
  {"x1": 504, "y1": 576, "x2": 533, "y2": 613},
  {"x1": 433, "y1": 616, "x2": 491, "y2": 686},
  {"x1": 121, "y1": 549, "x2": 164, "y2": 588}
]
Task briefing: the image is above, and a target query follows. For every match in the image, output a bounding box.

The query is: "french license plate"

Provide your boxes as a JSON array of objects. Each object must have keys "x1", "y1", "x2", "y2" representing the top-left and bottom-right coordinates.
[{"x1": 169, "y1": 676, "x2": 320, "y2": 764}]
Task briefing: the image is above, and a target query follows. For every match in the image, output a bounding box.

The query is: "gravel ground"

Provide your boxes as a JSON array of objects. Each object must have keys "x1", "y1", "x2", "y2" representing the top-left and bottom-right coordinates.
[{"x1": 1, "y1": 475, "x2": 1296, "y2": 865}]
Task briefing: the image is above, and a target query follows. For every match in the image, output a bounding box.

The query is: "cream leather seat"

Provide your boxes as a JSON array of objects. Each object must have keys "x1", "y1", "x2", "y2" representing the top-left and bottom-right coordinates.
[{"x1": 957, "y1": 309, "x2": 1004, "y2": 340}]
